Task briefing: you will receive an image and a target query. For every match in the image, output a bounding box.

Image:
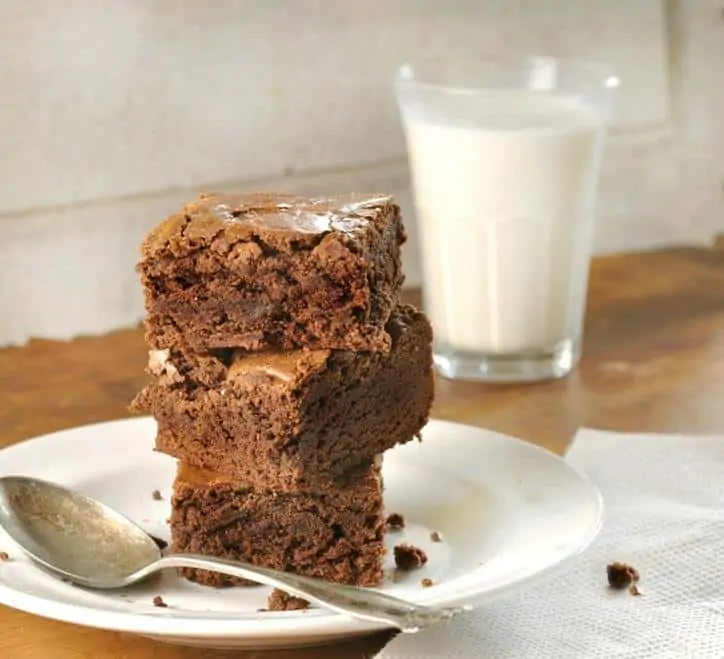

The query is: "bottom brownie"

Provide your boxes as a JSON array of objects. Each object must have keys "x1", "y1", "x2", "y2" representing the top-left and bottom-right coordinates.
[{"x1": 171, "y1": 460, "x2": 385, "y2": 588}]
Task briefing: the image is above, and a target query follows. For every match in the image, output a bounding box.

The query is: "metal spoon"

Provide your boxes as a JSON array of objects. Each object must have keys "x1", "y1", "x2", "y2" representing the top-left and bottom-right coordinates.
[{"x1": 0, "y1": 475, "x2": 469, "y2": 632}]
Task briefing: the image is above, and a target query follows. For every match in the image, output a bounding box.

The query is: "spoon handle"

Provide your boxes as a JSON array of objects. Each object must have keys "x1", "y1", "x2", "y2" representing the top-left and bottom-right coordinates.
[{"x1": 150, "y1": 553, "x2": 468, "y2": 632}]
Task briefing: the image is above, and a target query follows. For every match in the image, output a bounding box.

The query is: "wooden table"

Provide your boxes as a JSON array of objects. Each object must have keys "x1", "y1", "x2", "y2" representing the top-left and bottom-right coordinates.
[{"x1": 1, "y1": 246, "x2": 723, "y2": 658}]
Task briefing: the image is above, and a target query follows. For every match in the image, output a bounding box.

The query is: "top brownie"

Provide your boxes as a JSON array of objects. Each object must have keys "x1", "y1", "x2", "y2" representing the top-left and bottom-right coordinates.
[{"x1": 139, "y1": 192, "x2": 406, "y2": 353}]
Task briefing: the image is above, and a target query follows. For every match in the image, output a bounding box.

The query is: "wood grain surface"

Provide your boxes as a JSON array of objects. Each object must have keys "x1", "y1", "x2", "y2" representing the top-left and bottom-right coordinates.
[{"x1": 1, "y1": 246, "x2": 723, "y2": 658}]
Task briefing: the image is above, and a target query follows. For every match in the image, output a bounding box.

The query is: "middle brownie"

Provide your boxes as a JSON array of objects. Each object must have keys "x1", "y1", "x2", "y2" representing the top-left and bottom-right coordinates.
[{"x1": 132, "y1": 303, "x2": 433, "y2": 491}]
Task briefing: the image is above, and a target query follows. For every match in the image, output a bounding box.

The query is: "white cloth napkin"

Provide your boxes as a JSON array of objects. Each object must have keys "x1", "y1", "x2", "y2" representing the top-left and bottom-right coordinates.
[{"x1": 379, "y1": 429, "x2": 724, "y2": 659}]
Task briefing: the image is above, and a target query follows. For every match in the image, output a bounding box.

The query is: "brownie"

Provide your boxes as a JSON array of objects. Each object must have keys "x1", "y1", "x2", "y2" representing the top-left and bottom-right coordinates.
[
  {"x1": 132, "y1": 304, "x2": 434, "y2": 490},
  {"x1": 171, "y1": 460, "x2": 385, "y2": 588},
  {"x1": 139, "y1": 192, "x2": 406, "y2": 354}
]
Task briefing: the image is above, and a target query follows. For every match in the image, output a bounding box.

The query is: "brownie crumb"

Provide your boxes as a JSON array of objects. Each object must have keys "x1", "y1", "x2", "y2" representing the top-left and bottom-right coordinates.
[
  {"x1": 421, "y1": 577, "x2": 435, "y2": 588},
  {"x1": 152, "y1": 595, "x2": 167, "y2": 608},
  {"x1": 629, "y1": 584, "x2": 642, "y2": 596},
  {"x1": 149, "y1": 534, "x2": 168, "y2": 551},
  {"x1": 152, "y1": 489, "x2": 163, "y2": 501},
  {"x1": 267, "y1": 588, "x2": 311, "y2": 611},
  {"x1": 607, "y1": 562, "x2": 640, "y2": 590},
  {"x1": 386, "y1": 513, "x2": 405, "y2": 531},
  {"x1": 394, "y1": 544, "x2": 428, "y2": 571},
  {"x1": 0, "y1": 551, "x2": 9, "y2": 562},
  {"x1": 430, "y1": 530, "x2": 443, "y2": 543}
]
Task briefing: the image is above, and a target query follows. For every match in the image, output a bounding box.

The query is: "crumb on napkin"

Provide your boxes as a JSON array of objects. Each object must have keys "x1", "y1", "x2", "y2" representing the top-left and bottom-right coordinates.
[
  {"x1": 421, "y1": 577, "x2": 435, "y2": 588},
  {"x1": 430, "y1": 530, "x2": 443, "y2": 543},
  {"x1": 152, "y1": 489, "x2": 163, "y2": 501},
  {"x1": 152, "y1": 595, "x2": 167, "y2": 608},
  {"x1": 607, "y1": 561, "x2": 640, "y2": 590}
]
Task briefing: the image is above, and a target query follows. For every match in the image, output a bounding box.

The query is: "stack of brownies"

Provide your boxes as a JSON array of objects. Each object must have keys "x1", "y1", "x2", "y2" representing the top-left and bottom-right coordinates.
[{"x1": 131, "y1": 192, "x2": 434, "y2": 588}]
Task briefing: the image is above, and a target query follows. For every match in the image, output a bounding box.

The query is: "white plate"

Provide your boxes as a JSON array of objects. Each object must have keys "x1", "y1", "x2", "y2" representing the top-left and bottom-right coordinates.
[{"x1": 0, "y1": 418, "x2": 603, "y2": 650}]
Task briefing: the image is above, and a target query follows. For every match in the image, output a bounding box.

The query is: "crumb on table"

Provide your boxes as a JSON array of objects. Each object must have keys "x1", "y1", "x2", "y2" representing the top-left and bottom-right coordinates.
[
  {"x1": 152, "y1": 489, "x2": 163, "y2": 501},
  {"x1": 152, "y1": 595, "x2": 167, "y2": 608},
  {"x1": 606, "y1": 561, "x2": 640, "y2": 590},
  {"x1": 394, "y1": 543, "x2": 428, "y2": 570},
  {"x1": 0, "y1": 551, "x2": 9, "y2": 562},
  {"x1": 430, "y1": 530, "x2": 443, "y2": 543},
  {"x1": 421, "y1": 577, "x2": 435, "y2": 588},
  {"x1": 267, "y1": 588, "x2": 311, "y2": 611},
  {"x1": 386, "y1": 512, "x2": 405, "y2": 530}
]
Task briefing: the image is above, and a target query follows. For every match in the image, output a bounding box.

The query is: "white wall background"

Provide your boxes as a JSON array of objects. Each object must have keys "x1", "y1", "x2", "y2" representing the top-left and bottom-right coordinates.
[{"x1": 0, "y1": 0, "x2": 722, "y2": 345}]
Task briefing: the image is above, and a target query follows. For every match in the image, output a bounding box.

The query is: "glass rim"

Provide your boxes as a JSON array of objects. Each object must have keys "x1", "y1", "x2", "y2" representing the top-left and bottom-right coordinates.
[{"x1": 394, "y1": 55, "x2": 620, "y2": 95}]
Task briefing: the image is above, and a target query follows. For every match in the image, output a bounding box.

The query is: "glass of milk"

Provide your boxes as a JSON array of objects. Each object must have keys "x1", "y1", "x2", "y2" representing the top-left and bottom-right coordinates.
[{"x1": 395, "y1": 57, "x2": 618, "y2": 382}]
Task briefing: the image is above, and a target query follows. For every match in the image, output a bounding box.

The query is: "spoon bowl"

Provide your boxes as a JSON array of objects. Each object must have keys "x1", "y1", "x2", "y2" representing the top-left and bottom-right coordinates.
[
  {"x1": 0, "y1": 476, "x2": 161, "y2": 587},
  {"x1": 0, "y1": 475, "x2": 470, "y2": 632}
]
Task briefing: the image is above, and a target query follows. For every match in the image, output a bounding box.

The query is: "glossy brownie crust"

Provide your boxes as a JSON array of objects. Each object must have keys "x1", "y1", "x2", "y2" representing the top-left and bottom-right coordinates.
[
  {"x1": 139, "y1": 192, "x2": 406, "y2": 353},
  {"x1": 171, "y1": 461, "x2": 385, "y2": 587},
  {"x1": 132, "y1": 304, "x2": 434, "y2": 491}
]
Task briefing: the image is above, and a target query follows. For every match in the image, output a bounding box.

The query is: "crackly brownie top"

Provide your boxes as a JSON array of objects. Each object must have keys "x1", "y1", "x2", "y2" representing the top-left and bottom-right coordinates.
[{"x1": 141, "y1": 191, "x2": 397, "y2": 257}]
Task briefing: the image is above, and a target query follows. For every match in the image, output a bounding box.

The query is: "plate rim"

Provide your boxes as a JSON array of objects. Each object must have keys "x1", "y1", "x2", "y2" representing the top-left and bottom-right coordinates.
[{"x1": 0, "y1": 417, "x2": 604, "y2": 639}]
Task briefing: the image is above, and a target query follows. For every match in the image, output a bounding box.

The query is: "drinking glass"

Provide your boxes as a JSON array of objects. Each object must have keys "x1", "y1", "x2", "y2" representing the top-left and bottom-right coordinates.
[{"x1": 395, "y1": 56, "x2": 618, "y2": 382}]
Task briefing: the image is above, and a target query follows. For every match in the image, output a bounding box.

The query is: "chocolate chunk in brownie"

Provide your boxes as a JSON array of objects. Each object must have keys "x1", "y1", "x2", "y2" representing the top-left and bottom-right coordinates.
[
  {"x1": 394, "y1": 544, "x2": 428, "y2": 571},
  {"x1": 139, "y1": 192, "x2": 406, "y2": 354},
  {"x1": 606, "y1": 561, "x2": 640, "y2": 589},
  {"x1": 171, "y1": 460, "x2": 386, "y2": 588},
  {"x1": 386, "y1": 513, "x2": 405, "y2": 531},
  {"x1": 132, "y1": 304, "x2": 433, "y2": 491},
  {"x1": 267, "y1": 589, "x2": 311, "y2": 611},
  {"x1": 144, "y1": 347, "x2": 233, "y2": 389}
]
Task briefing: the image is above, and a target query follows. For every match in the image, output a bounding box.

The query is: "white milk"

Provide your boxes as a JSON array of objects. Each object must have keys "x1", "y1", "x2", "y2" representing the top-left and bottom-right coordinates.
[{"x1": 404, "y1": 92, "x2": 603, "y2": 354}]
